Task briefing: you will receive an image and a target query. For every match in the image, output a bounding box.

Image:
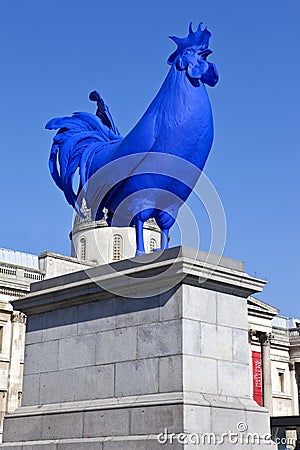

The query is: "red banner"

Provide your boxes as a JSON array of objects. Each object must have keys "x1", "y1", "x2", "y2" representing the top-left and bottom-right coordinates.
[{"x1": 252, "y1": 351, "x2": 263, "y2": 406}]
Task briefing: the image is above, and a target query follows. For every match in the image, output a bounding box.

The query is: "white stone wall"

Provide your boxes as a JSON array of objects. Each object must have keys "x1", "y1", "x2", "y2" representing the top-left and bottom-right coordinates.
[
  {"x1": 38, "y1": 252, "x2": 93, "y2": 279},
  {"x1": 71, "y1": 225, "x2": 161, "y2": 265}
]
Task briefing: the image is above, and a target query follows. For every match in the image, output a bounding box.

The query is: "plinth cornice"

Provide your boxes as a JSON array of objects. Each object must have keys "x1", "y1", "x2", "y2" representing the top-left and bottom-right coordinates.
[{"x1": 12, "y1": 246, "x2": 266, "y2": 314}]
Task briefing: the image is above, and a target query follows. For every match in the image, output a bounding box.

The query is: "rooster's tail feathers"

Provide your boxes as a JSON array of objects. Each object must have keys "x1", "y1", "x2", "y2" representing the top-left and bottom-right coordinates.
[
  {"x1": 89, "y1": 90, "x2": 120, "y2": 136},
  {"x1": 46, "y1": 111, "x2": 122, "y2": 210}
]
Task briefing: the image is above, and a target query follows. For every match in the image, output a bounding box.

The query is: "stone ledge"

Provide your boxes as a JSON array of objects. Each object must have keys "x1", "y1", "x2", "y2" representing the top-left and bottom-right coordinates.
[
  {"x1": 5, "y1": 391, "x2": 268, "y2": 418},
  {"x1": 4, "y1": 392, "x2": 185, "y2": 418}
]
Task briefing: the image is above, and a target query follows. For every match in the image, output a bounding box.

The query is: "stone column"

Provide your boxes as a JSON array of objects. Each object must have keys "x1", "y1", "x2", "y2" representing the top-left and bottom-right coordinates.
[
  {"x1": 295, "y1": 363, "x2": 300, "y2": 415},
  {"x1": 259, "y1": 332, "x2": 273, "y2": 415},
  {"x1": 6, "y1": 312, "x2": 26, "y2": 413},
  {"x1": 289, "y1": 363, "x2": 299, "y2": 416}
]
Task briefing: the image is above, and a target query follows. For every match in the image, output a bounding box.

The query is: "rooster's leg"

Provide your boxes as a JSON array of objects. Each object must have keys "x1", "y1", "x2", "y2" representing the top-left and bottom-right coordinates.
[
  {"x1": 135, "y1": 218, "x2": 145, "y2": 256},
  {"x1": 161, "y1": 229, "x2": 169, "y2": 250}
]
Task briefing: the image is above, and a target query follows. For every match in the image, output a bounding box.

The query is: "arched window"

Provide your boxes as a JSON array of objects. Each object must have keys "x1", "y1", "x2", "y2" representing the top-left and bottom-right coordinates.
[
  {"x1": 149, "y1": 238, "x2": 157, "y2": 252},
  {"x1": 113, "y1": 234, "x2": 123, "y2": 261},
  {"x1": 79, "y1": 237, "x2": 87, "y2": 261}
]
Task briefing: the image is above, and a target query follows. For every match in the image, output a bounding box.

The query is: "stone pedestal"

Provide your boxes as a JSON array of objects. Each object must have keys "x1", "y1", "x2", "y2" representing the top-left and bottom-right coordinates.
[{"x1": 0, "y1": 247, "x2": 277, "y2": 449}]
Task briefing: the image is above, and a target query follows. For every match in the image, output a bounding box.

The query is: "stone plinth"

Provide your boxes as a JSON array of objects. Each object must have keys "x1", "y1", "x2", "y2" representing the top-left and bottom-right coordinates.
[{"x1": 0, "y1": 247, "x2": 277, "y2": 449}]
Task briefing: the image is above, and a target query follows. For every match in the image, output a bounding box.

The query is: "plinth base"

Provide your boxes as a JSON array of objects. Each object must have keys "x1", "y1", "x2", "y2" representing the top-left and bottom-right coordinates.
[{"x1": 1, "y1": 247, "x2": 277, "y2": 449}]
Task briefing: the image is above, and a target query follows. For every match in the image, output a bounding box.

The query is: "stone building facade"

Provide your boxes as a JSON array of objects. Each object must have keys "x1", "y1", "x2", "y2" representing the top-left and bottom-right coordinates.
[{"x1": 248, "y1": 297, "x2": 300, "y2": 419}]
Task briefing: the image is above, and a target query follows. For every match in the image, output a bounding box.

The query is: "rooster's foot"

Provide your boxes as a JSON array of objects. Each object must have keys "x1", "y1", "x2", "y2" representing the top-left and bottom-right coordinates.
[{"x1": 135, "y1": 250, "x2": 146, "y2": 256}]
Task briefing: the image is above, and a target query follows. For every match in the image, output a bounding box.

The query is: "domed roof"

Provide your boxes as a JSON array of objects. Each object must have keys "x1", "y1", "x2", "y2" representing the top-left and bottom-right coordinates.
[
  {"x1": 72, "y1": 201, "x2": 160, "y2": 235},
  {"x1": 70, "y1": 200, "x2": 162, "y2": 264}
]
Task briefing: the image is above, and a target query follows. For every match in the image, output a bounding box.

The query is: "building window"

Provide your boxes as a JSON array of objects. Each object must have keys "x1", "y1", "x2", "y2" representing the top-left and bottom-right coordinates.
[
  {"x1": 149, "y1": 238, "x2": 157, "y2": 252},
  {"x1": 79, "y1": 237, "x2": 87, "y2": 261},
  {"x1": 278, "y1": 371, "x2": 285, "y2": 392},
  {"x1": 113, "y1": 234, "x2": 123, "y2": 261}
]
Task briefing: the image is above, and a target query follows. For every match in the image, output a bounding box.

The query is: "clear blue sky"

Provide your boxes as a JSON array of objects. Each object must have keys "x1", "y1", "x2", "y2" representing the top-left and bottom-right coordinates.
[{"x1": 0, "y1": 1, "x2": 299, "y2": 317}]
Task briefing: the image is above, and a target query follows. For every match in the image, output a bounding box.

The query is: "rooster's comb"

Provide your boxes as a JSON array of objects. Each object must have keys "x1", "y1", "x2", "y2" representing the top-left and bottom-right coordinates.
[{"x1": 167, "y1": 22, "x2": 211, "y2": 65}]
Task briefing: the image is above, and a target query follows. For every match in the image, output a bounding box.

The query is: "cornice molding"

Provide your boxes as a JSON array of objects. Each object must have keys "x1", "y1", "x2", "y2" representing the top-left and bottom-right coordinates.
[{"x1": 12, "y1": 247, "x2": 266, "y2": 315}]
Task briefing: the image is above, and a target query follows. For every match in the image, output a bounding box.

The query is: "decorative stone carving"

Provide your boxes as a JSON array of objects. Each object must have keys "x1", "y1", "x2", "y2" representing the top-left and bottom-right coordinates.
[{"x1": 11, "y1": 311, "x2": 26, "y2": 324}]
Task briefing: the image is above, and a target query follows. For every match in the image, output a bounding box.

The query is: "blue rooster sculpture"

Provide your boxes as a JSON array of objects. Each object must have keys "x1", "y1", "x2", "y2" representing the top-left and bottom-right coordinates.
[{"x1": 46, "y1": 23, "x2": 219, "y2": 256}]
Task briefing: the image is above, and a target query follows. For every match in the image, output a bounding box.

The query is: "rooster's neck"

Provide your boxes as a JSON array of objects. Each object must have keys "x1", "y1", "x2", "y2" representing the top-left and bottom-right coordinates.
[{"x1": 147, "y1": 65, "x2": 211, "y2": 131}]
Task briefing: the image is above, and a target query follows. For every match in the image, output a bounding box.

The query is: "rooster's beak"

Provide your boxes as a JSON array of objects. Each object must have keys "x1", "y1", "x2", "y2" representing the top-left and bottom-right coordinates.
[{"x1": 198, "y1": 49, "x2": 212, "y2": 60}]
